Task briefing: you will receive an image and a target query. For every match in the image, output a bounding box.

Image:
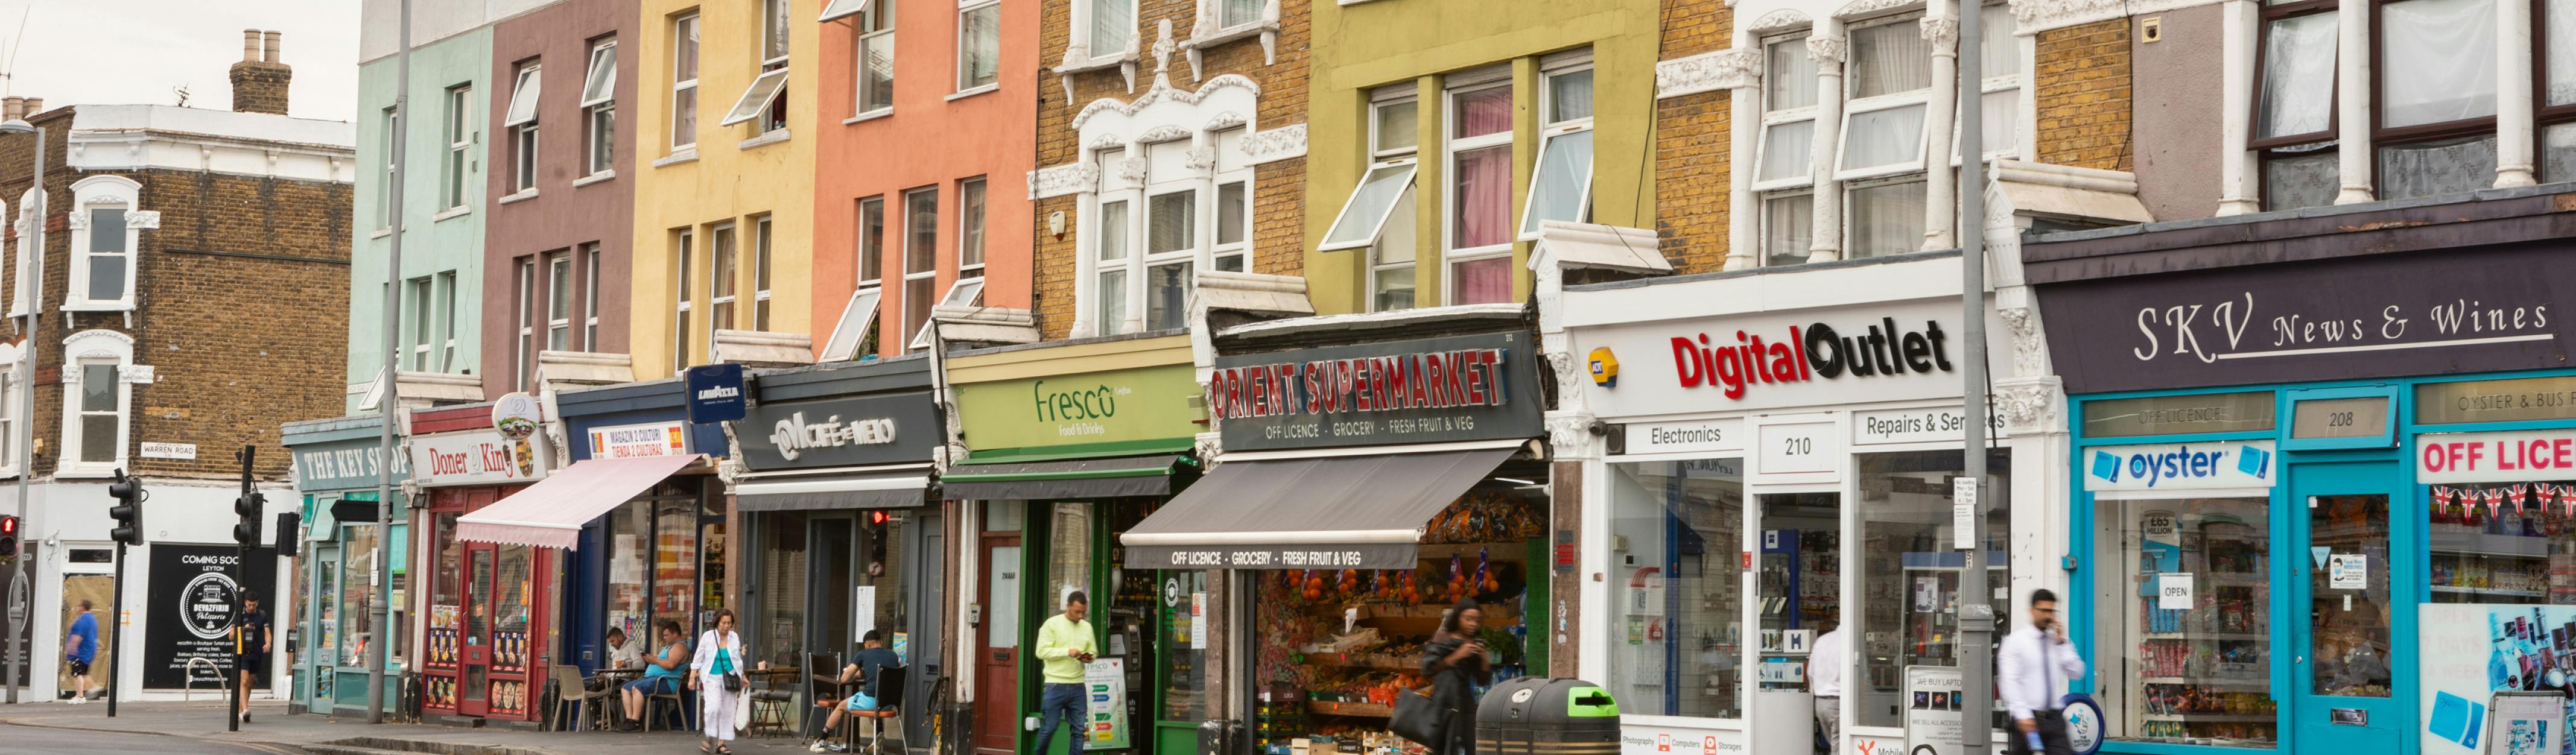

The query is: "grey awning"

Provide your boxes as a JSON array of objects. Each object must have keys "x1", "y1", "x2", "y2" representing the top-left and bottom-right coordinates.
[
  {"x1": 1120, "y1": 448, "x2": 1512, "y2": 569},
  {"x1": 737, "y1": 470, "x2": 932, "y2": 511},
  {"x1": 939, "y1": 455, "x2": 1189, "y2": 501}
]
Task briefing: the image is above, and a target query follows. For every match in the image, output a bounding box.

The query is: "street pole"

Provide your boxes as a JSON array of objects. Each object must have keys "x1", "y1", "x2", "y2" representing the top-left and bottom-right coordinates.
[
  {"x1": 230, "y1": 450, "x2": 251, "y2": 733},
  {"x1": 367, "y1": 0, "x2": 412, "y2": 726},
  {"x1": 105, "y1": 539, "x2": 121, "y2": 716},
  {"x1": 1957, "y1": 0, "x2": 1996, "y2": 749},
  {"x1": 3, "y1": 121, "x2": 39, "y2": 706}
]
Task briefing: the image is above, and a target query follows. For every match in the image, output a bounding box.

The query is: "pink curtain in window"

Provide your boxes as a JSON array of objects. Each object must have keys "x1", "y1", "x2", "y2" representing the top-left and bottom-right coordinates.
[
  {"x1": 1454, "y1": 89, "x2": 1513, "y2": 137},
  {"x1": 1454, "y1": 145, "x2": 1512, "y2": 249},
  {"x1": 1453, "y1": 257, "x2": 1511, "y2": 305}
]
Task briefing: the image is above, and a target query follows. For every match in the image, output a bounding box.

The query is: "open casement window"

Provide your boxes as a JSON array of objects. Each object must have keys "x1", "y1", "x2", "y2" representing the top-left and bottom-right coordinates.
[
  {"x1": 851, "y1": 0, "x2": 896, "y2": 116},
  {"x1": 2544, "y1": 0, "x2": 2576, "y2": 181},
  {"x1": 57, "y1": 330, "x2": 133, "y2": 478},
  {"x1": 504, "y1": 64, "x2": 542, "y2": 128},
  {"x1": 671, "y1": 13, "x2": 701, "y2": 150},
  {"x1": 823, "y1": 196, "x2": 889, "y2": 360},
  {"x1": 1835, "y1": 16, "x2": 1933, "y2": 183},
  {"x1": 2373, "y1": 0, "x2": 2497, "y2": 200},
  {"x1": 1443, "y1": 73, "x2": 1514, "y2": 306},
  {"x1": 720, "y1": 68, "x2": 793, "y2": 128},
  {"x1": 1368, "y1": 182, "x2": 1418, "y2": 312},
  {"x1": 1323, "y1": 91, "x2": 1422, "y2": 251},
  {"x1": 581, "y1": 40, "x2": 616, "y2": 175},
  {"x1": 2251, "y1": 1, "x2": 2338, "y2": 209},
  {"x1": 820, "y1": 0, "x2": 871, "y2": 21},
  {"x1": 819, "y1": 288, "x2": 883, "y2": 361},
  {"x1": 1519, "y1": 54, "x2": 1594, "y2": 239},
  {"x1": 66, "y1": 175, "x2": 142, "y2": 312},
  {"x1": 908, "y1": 277, "x2": 984, "y2": 349}
]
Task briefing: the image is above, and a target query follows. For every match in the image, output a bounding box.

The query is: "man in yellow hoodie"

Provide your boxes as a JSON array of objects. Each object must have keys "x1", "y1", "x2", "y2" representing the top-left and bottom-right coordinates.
[{"x1": 1033, "y1": 591, "x2": 1098, "y2": 755}]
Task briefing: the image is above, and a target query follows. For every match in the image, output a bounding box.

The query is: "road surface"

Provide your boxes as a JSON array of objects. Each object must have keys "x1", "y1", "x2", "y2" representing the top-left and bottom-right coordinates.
[{"x1": 0, "y1": 724, "x2": 295, "y2": 755}]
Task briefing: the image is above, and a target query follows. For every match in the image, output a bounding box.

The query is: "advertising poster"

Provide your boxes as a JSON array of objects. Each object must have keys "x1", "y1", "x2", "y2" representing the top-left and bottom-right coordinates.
[
  {"x1": 1084, "y1": 658, "x2": 1131, "y2": 750},
  {"x1": 1613, "y1": 724, "x2": 1746, "y2": 755},
  {"x1": 1905, "y1": 666, "x2": 1967, "y2": 755},
  {"x1": 143, "y1": 544, "x2": 276, "y2": 689},
  {"x1": 2420, "y1": 604, "x2": 2576, "y2": 754}
]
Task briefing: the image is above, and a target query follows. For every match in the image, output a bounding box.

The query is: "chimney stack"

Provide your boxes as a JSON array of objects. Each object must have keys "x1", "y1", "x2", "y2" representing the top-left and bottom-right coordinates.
[
  {"x1": 228, "y1": 29, "x2": 292, "y2": 115},
  {"x1": 4, "y1": 98, "x2": 22, "y2": 122},
  {"x1": 24, "y1": 98, "x2": 43, "y2": 117}
]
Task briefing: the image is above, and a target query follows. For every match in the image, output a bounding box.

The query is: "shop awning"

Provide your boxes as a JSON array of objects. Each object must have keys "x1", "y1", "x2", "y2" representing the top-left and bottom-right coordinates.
[
  {"x1": 455, "y1": 454, "x2": 703, "y2": 549},
  {"x1": 737, "y1": 468, "x2": 932, "y2": 511},
  {"x1": 1120, "y1": 447, "x2": 1513, "y2": 569},
  {"x1": 940, "y1": 454, "x2": 1191, "y2": 500}
]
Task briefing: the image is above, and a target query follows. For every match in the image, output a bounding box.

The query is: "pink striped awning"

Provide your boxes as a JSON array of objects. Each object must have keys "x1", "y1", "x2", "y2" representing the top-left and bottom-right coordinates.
[{"x1": 455, "y1": 453, "x2": 703, "y2": 549}]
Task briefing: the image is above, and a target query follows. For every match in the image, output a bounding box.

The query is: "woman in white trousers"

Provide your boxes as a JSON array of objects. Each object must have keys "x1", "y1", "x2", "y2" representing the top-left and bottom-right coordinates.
[{"x1": 690, "y1": 608, "x2": 749, "y2": 754}]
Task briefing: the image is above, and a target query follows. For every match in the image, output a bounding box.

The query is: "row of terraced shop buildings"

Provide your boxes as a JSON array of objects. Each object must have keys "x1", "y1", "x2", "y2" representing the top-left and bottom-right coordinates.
[{"x1": 1, "y1": 2, "x2": 2570, "y2": 755}]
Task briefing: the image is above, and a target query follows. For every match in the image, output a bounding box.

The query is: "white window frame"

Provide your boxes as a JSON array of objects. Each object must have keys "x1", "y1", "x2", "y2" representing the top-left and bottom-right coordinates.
[
  {"x1": 956, "y1": 0, "x2": 1001, "y2": 93},
  {"x1": 822, "y1": 196, "x2": 888, "y2": 361},
  {"x1": 580, "y1": 242, "x2": 601, "y2": 350},
  {"x1": 721, "y1": 68, "x2": 793, "y2": 129},
  {"x1": 901, "y1": 186, "x2": 939, "y2": 351},
  {"x1": 56, "y1": 329, "x2": 134, "y2": 479},
  {"x1": 444, "y1": 84, "x2": 473, "y2": 210},
  {"x1": 0, "y1": 343, "x2": 19, "y2": 479},
  {"x1": 959, "y1": 177, "x2": 988, "y2": 276},
  {"x1": 1320, "y1": 89, "x2": 1421, "y2": 252},
  {"x1": 511, "y1": 119, "x2": 540, "y2": 194},
  {"x1": 1948, "y1": 6, "x2": 2025, "y2": 165},
  {"x1": 580, "y1": 40, "x2": 617, "y2": 177},
  {"x1": 1069, "y1": 0, "x2": 1138, "y2": 68},
  {"x1": 546, "y1": 250, "x2": 573, "y2": 353},
  {"x1": 379, "y1": 108, "x2": 398, "y2": 229},
  {"x1": 909, "y1": 277, "x2": 985, "y2": 349},
  {"x1": 1211, "y1": 174, "x2": 1249, "y2": 272},
  {"x1": 1518, "y1": 54, "x2": 1596, "y2": 240},
  {"x1": 436, "y1": 270, "x2": 459, "y2": 370},
  {"x1": 852, "y1": 0, "x2": 896, "y2": 116},
  {"x1": 1757, "y1": 189, "x2": 1815, "y2": 268},
  {"x1": 1752, "y1": 34, "x2": 1819, "y2": 194},
  {"x1": 752, "y1": 215, "x2": 774, "y2": 331},
  {"x1": 65, "y1": 175, "x2": 143, "y2": 312},
  {"x1": 407, "y1": 276, "x2": 434, "y2": 371},
  {"x1": 515, "y1": 257, "x2": 535, "y2": 393},
  {"x1": 504, "y1": 63, "x2": 542, "y2": 128},
  {"x1": 673, "y1": 227, "x2": 696, "y2": 370},
  {"x1": 708, "y1": 221, "x2": 740, "y2": 350},
  {"x1": 671, "y1": 13, "x2": 702, "y2": 151},
  {"x1": 1091, "y1": 189, "x2": 1135, "y2": 336},
  {"x1": 1841, "y1": 174, "x2": 1929, "y2": 259},
  {"x1": 820, "y1": 0, "x2": 874, "y2": 22},
  {"x1": 1833, "y1": 14, "x2": 1933, "y2": 183},
  {"x1": 1440, "y1": 72, "x2": 1514, "y2": 306},
  {"x1": 1211, "y1": 0, "x2": 1265, "y2": 34},
  {"x1": 1139, "y1": 182, "x2": 1198, "y2": 332},
  {"x1": 761, "y1": 0, "x2": 793, "y2": 67}
]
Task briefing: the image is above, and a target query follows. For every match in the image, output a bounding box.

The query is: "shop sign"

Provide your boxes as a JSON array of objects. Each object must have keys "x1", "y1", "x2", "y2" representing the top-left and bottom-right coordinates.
[
  {"x1": 408, "y1": 429, "x2": 551, "y2": 487},
  {"x1": 2421, "y1": 604, "x2": 2576, "y2": 750},
  {"x1": 2417, "y1": 429, "x2": 2576, "y2": 483},
  {"x1": 2083, "y1": 440, "x2": 2277, "y2": 491},
  {"x1": 588, "y1": 421, "x2": 690, "y2": 460},
  {"x1": 1209, "y1": 332, "x2": 1543, "y2": 450},
  {"x1": 1903, "y1": 665, "x2": 1968, "y2": 755},
  {"x1": 1616, "y1": 725, "x2": 1746, "y2": 755},
  {"x1": 685, "y1": 363, "x2": 749, "y2": 423},
  {"x1": 294, "y1": 440, "x2": 410, "y2": 491},
  {"x1": 1758, "y1": 422, "x2": 1837, "y2": 476},
  {"x1": 491, "y1": 392, "x2": 542, "y2": 439},
  {"x1": 142, "y1": 543, "x2": 276, "y2": 688},
  {"x1": 1853, "y1": 407, "x2": 1999, "y2": 446},
  {"x1": 1622, "y1": 418, "x2": 1743, "y2": 455},
  {"x1": 1570, "y1": 300, "x2": 2000, "y2": 417},
  {"x1": 736, "y1": 391, "x2": 942, "y2": 470},
  {"x1": 2036, "y1": 245, "x2": 2576, "y2": 394},
  {"x1": 2290, "y1": 396, "x2": 2391, "y2": 440},
  {"x1": 956, "y1": 364, "x2": 1201, "y2": 453},
  {"x1": 2080, "y1": 393, "x2": 2277, "y2": 438},
  {"x1": 2416, "y1": 376, "x2": 2576, "y2": 425}
]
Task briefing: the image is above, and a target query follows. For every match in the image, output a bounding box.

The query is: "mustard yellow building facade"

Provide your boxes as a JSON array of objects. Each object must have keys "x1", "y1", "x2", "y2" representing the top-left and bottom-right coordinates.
[
  {"x1": 1299, "y1": 0, "x2": 1660, "y2": 315},
  {"x1": 629, "y1": 0, "x2": 821, "y2": 377}
]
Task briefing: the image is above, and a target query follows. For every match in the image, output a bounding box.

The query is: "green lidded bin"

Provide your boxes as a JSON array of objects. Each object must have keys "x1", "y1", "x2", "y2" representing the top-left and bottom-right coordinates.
[{"x1": 1475, "y1": 678, "x2": 1621, "y2": 755}]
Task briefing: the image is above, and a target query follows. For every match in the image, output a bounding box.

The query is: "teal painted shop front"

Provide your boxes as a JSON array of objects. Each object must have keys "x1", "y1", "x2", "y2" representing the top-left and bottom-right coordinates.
[{"x1": 284, "y1": 415, "x2": 411, "y2": 718}]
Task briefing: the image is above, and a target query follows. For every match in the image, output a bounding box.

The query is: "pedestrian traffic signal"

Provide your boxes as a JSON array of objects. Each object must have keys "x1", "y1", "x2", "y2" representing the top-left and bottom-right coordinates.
[
  {"x1": 0, "y1": 514, "x2": 19, "y2": 558},
  {"x1": 232, "y1": 490, "x2": 265, "y2": 548},
  {"x1": 106, "y1": 469, "x2": 144, "y2": 546}
]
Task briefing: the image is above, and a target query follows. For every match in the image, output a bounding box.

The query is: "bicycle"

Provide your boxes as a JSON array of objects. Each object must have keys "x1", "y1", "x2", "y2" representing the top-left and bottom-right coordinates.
[{"x1": 922, "y1": 675, "x2": 954, "y2": 755}]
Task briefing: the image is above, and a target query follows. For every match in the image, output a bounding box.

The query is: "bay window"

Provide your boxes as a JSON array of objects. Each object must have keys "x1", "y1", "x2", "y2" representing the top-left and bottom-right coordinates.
[
  {"x1": 2373, "y1": 0, "x2": 2496, "y2": 200},
  {"x1": 1757, "y1": 35, "x2": 1818, "y2": 267},
  {"x1": 1095, "y1": 192, "x2": 1132, "y2": 335},
  {"x1": 1445, "y1": 74, "x2": 1514, "y2": 305},
  {"x1": 670, "y1": 13, "x2": 700, "y2": 151},
  {"x1": 1962, "y1": 8, "x2": 2023, "y2": 162},
  {"x1": 581, "y1": 40, "x2": 616, "y2": 177},
  {"x1": 1520, "y1": 54, "x2": 1595, "y2": 239},
  {"x1": 1144, "y1": 182, "x2": 1195, "y2": 331},
  {"x1": 1837, "y1": 16, "x2": 1930, "y2": 259},
  {"x1": 1085, "y1": 126, "x2": 1254, "y2": 332},
  {"x1": 504, "y1": 62, "x2": 540, "y2": 194}
]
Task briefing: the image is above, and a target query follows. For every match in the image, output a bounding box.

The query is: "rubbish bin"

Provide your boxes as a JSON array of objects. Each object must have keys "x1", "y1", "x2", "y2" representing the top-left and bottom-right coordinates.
[{"x1": 1476, "y1": 678, "x2": 1620, "y2": 755}]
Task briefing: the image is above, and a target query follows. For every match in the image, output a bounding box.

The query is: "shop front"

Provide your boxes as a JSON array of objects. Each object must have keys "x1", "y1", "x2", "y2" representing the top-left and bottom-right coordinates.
[
  {"x1": 1121, "y1": 320, "x2": 1553, "y2": 755},
  {"x1": 282, "y1": 414, "x2": 410, "y2": 717},
  {"x1": 942, "y1": 334, "x2": 1205, "y2": 755},
  {"x1": 552, "y1": 378, "x2": 734, "y2": 675},
  {"x1": 407, "y1": 400, "x2": 559, "y2": 724},
  {"x1": 2028, "y1": 208, "x2": 2576, "y2": 755},
  {"x1": 1559, "y1": 253, "x2": 2051, "y2": 755},
  {"x1": 730, "y1": 355, "x2": 947, "y2": 742}
]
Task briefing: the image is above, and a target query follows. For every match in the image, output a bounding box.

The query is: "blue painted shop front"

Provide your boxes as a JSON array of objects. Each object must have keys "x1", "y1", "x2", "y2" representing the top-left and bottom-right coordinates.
[{"x1": 554, "y1": 379, "x2": 729, "y2": 675}]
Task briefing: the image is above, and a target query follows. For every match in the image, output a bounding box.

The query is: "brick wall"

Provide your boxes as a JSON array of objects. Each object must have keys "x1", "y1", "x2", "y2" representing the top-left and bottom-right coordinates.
[
  {"x1": 1654, "y1": 0, "x2": 1731, "y2": 273},
  {"x1": 1031, "y1": 0, "x2": 1309, "y2": 340},
  {"x1": 2034, "y1": 18, "x2": 2133, "y2": 171},
  {"x1": 0, "y1": 110, "x2": 351, "y2": 484}
]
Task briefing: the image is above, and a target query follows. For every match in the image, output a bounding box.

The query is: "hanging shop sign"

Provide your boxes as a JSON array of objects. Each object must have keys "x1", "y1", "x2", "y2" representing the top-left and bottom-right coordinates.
[
  {"x1": 735, "y1": 391, "x2": 942, "y2": 470},
  {"x1": 142, "y1": 543, "x2": 277, "y2": 688},
  {"x1": 2083, "y1": 440, "x2": 2277, "y2": 492},
  {"x1": 685, "y1": 363, "x2": 749, "y2": 423},
  {"x1": 409, "y1": 429, "x2": 552, "y2": 487},
  {"x1": 956, "y1": 364, "x2": 1202, "y2": 453},
  {"x1": 588, "y1": 421, "x2": 691, "y2": 460},
  {"x1": 1570, "y1": 300, "x2": 2000, "y2": 417},
  {"x1": 492, "y1": 393, "x2": 542, "y2": 439},
  {"x1": 2418, "y1": 429, "x2": 2576, "y2": 484},
  {"x1": 293, "y1": 438, "x2": 410, "y2": 491},
  {"x1": 2037, "y1": 245, "x2": 2576, "y2": 394},
  {"x1": 1209, "y1": 332, "x2": 1544, "y2": 451}
]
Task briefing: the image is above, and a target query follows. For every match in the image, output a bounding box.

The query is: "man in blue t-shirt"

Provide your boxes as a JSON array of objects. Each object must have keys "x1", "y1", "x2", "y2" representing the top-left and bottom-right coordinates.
[
  {"x1": 808, "y1": 630, "x2": 904, "y2": 753},
  {"x1": 65, "y1": 601, "x2": 98, "y2": 703}
]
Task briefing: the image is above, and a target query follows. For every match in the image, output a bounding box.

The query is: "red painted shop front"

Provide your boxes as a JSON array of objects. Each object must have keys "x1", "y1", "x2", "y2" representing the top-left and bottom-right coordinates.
[{"x1": 405, "y1": 403, "x2": 559, "y2": 725}]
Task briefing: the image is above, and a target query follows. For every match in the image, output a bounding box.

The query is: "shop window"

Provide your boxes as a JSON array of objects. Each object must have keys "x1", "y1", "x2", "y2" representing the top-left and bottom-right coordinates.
[
  {"x1": 1854, "y1": 449, "x2": 2009, "y2": 729},
  {"x1": 655, "y1": 493, "x2": 702, "y2": 629},
  {"x1": 430, "y1": 512, "x2": 462, "y2": 671},
  {"x1": 1755, "y1": 493, "x2": 1838, "y2": 695},
  {"x1": 757, "y1": 511, "x2": 810, "y2": 668},
  {"x1": 609, "y1": 500, "x2": 652, "y2": 639},
  {"x1": 860, "y1": 512, "x2": 910, "y2": 658},
  {"x1": 1163, "y1": 570, "x2": 1212, "y2": 722},
  {"x1": 1608, "y1": 460, "x2": 1745, "y2": 719},
  {"x1": 2090, "y1": 495, "x2": 2278, "y2": 746}
]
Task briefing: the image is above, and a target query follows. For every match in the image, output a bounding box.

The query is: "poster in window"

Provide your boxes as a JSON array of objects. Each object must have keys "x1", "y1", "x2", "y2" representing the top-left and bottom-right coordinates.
[{"x1": 142, "y1": 543, "x2": 277, "y2": 689}]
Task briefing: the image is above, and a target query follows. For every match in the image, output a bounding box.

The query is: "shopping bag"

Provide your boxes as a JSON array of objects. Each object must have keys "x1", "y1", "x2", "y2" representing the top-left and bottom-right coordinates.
[{"x1": 1390, "y1": 688, "x2": 1449, "y2": 748}]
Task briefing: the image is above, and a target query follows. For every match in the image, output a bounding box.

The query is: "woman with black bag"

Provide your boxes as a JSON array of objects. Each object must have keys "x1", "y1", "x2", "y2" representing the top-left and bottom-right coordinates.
[{"x1": 1419, "y1": 599, "x2": 1493, "y2": 755}]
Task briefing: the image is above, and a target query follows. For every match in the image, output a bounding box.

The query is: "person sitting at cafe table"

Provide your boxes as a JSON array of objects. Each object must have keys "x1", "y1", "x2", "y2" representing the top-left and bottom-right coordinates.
[
  {"x1": 807, "y1": 630, "x2": 904, "y2": 753},
  {"x1": 618, "y1": 620, "x2": 690, "y2": 731}
]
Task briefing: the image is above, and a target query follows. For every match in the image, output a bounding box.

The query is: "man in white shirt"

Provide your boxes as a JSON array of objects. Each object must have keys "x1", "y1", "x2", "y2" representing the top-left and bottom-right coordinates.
[
  {"x1": 1999, "y1": 589, "x2": 2087, "y2": 755},
  {"x1": 1807, "y1": 622, "x2": 1845, "y2": 753}
]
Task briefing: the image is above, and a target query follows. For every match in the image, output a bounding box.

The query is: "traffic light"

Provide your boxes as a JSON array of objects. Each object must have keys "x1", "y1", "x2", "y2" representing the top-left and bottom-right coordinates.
[
  {"x1": 107, "y1": 469, "x2": 144, "y2": 546},
  {"x1": 232, "y1": 490, "x2": 265, "y2": 548},
  {"x1": 0, "y1": 514, "x2": 19, "y2": 558}
]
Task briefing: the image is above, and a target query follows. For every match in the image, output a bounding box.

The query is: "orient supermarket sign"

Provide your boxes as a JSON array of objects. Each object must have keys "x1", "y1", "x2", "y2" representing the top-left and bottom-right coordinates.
[{"x1": 1573, "y1": 302, "x2": 1999, "y2": 417}]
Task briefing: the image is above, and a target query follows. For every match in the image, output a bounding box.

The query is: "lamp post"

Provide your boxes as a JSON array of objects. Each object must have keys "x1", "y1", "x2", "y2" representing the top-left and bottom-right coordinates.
[
  {"x1": 0, "y1": 117, "x2": 41, "y2": 707},
  {"x1": 369, "y1": 0, "x2": 412, "y2": 725}
]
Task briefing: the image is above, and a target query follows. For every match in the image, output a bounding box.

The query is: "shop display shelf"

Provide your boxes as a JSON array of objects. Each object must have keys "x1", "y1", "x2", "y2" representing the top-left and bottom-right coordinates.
[
  {"x1": 1306, "y1": 652, "x2": 1416, "y2": 670},
  {"x1": 2431, "y1": 585, "x2": 2546, "y2": 597},
  {"x1": 1415, "y1": 543, "x2": 1529, "y2": 561},
  {"x1": 2140, "y1": 677, "x2": 2269, "y2": 687},
  {"x1": 1309, "y1": 701, "x2": 1395, "y2": 719},
  {"x1": 1359, "y1": 602, "x2": 1521, "y2": 621},
  {"x1": 2142, "y1": 714, "x2": 2274, "y2": 722}
]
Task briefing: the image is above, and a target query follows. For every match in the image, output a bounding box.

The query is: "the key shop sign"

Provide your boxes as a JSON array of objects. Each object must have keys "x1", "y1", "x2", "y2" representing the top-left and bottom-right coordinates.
[{"x1": 1209, "y1": 332, "x2": 1544, "y2": 451}]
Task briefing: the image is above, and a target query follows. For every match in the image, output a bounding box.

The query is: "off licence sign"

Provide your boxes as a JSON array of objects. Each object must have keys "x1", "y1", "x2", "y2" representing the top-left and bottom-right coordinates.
[{"x1": 2419, "y1": 429, "x2": 2576, "y2": 483}]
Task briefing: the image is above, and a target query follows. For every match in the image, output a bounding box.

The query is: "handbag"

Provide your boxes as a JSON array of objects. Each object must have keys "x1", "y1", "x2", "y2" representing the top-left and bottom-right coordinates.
[
  {"x1": 1389, "y1": 686, "x2": 1449, "y2": 748},
  {"x1": 723, "y1": 672, "x2": 745, "y2": 693}
]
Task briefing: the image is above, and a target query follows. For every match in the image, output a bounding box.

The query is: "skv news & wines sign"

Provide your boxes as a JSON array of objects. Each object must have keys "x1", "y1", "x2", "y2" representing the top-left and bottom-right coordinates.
[{"x1": 1210, "y1": 332, "x2": 1543, "y2": 450}]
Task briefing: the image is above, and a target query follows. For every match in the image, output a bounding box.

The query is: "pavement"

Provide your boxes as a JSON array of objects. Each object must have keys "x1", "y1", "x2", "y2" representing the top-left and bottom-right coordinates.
[{"x1": 0, "y1": 698, "x2": 852, "y2": 755}]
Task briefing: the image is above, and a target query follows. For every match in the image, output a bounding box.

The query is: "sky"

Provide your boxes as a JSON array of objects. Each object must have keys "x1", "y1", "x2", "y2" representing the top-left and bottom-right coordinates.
[{"x1": 0, "y1": 0, "x2": 360, "y2": 122}]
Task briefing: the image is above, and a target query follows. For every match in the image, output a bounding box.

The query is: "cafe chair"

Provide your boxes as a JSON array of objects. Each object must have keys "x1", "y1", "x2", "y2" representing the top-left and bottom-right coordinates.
[
  {"x1": 804, "y1": 652, "x2": 846, "y2": 742},
  {"x1": 748, "y1": 666, "x2": 797, "y2": 738},
  {"x1": 647, "y1": 674, "x2": 694, "y2": 733},
  {"x1": 847, "y1": 665, "x2": 908, "y2": 755},
  {"x1": 551, "y1": 665, "x2": 614, "y2": 732}
]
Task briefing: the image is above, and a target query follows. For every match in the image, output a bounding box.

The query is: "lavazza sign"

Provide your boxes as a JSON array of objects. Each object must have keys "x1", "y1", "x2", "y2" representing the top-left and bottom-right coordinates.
[{"x1": 1575, "y1": 299, "x2": 1995, "y2": 417}]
